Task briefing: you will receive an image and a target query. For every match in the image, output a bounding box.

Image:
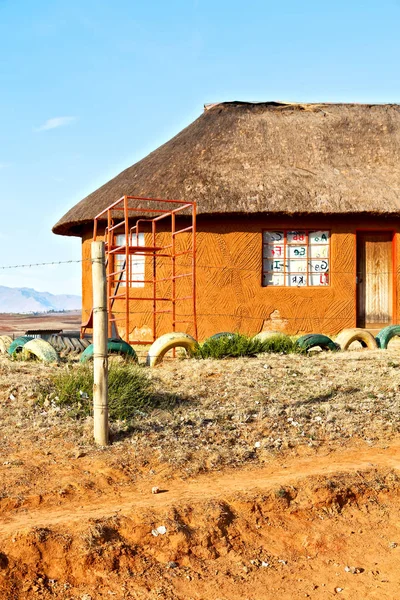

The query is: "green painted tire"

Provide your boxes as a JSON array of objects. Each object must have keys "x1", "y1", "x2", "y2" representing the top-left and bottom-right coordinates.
[
  {"x1": 295, "y1": 334, "x2": 339, "y2": 352},
  {"x1": 7, "y1": 336, "x2": 32, "y2": 356},
  {"x1": 80, "y1": 339, "x2": 138, "y2": 363},
  {"x1": 376, "y1": 325, "x2": 400, "y2": 349},
  {"x1": 204, "y1": 332, "x2": 235, "y2": 343}
]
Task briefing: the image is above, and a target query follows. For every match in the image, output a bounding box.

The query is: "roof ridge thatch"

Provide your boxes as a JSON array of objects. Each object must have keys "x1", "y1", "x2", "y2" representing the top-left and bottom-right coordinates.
[{"x1": 53, "y1": 102, "x2": 400, "y2": 237}]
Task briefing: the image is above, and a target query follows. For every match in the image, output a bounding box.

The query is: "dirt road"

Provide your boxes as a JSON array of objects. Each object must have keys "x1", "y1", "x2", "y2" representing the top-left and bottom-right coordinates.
[{"x1": 0, "y1": 442, "x2": 400, "y2": 599}]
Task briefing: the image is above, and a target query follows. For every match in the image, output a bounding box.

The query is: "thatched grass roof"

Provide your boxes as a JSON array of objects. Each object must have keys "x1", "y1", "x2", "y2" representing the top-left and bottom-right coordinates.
[{"x1": 53, "y1": 101, "x2": 400, "y2": 236}]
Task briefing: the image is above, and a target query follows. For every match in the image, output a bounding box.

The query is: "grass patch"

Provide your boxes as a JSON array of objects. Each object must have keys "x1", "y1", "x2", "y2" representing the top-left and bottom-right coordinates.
[
  {"x1": 37, "y1": 361, "x2": 179, "y2": 421},
  {"x1": 194, "y1": 333, "x2": 301, "y2": 359}
]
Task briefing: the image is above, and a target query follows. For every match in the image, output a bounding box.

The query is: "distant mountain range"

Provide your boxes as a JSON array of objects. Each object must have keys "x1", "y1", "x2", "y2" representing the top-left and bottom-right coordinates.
[{"x1": 0, "y1": 286, "x2": 81, "y2": 314}]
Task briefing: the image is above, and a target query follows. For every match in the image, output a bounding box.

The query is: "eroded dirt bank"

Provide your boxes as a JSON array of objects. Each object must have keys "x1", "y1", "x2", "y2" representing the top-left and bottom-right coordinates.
[{"x1": 0, "y1": 446, "x2": 400, "y2": 599}]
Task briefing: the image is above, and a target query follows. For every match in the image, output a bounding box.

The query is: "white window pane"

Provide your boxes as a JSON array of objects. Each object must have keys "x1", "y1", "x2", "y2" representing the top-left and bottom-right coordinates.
[
  {"x1": 287, "y1": 259, "x2": 307, "y2": 273},
  {"x1": 309, "y1": 244, "x2": 329, "y2": 259},
  {"x1": 287, "y1": 244, "x2": 307, "y2": 258},
  {"x1": 309, "y1": 259, "x2": 329, "y2": 273},
  {"x1": 263, "y1": 273, "x2": 284, "y2": 286},
  {"x1": 309, "y1": 231, "x2": 329, "y2": 244},
  {"x1": 263, "y1": 231, "x2": 284, "y2": 243},
  {"x1": 309, "y1": 273, "x2": 329, "y2": 286},
  {"x1": 287, "y1": 273, "x2": 307, "y2": 286},
  {"x1": 117, "y1": 233, "x2": 145, "y2": 245},
  {"x1": 116, "y1": 232, "x2": 145, "y2": 288},
  {"x1": 287, "y1": 231, "x2": 306, "y2": 244}
]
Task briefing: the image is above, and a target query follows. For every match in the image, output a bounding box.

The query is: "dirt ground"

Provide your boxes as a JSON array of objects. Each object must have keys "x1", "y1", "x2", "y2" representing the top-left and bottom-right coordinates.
[
  {"x1": 0, "y1": 348, "x2": 400, "y2": 599},
  {"x1": 0, "y1": 312, "x2": 81, "y2": 337}
]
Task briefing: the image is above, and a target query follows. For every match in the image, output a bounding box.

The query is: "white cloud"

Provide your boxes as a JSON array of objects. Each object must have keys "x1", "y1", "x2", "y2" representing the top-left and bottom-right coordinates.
[{"x1": 35, "y1": 116, "x2": 77, "y2": 132}]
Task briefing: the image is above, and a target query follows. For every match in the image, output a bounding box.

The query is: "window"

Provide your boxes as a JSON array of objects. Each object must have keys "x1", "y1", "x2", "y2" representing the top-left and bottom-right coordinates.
[
  {"x1": 262, "y1": 230, "x2": 330, "y2": 287},
  {"x1": 115, "y1": 233, "x2": 145, "y2": 288}
]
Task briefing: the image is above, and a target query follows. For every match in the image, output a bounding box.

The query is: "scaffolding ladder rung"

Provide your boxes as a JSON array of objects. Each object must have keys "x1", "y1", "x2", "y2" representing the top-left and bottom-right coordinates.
[
  {"x1": 172, "y1": 226, "x2": 193, "y2": 236},
  {"x1": 108, "y1": 220, "x2": 126, "y2": 233}
]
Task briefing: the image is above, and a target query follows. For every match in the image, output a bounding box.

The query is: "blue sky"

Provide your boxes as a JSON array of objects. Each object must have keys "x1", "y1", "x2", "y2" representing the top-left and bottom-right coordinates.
[{"x1": 1, "y1": 0, "x2": 400, "y2": 295}]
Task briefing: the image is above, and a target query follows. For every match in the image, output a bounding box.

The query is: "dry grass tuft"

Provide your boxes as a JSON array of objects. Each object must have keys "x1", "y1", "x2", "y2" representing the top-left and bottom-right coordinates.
[{"x1": 0, "y1": 349, "x2": 400, "y2": 482}]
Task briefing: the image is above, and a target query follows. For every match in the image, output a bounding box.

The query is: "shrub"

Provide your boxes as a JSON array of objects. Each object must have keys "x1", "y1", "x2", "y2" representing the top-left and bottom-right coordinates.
[
  {"x1": 194, "y1": 333, "x2": 263, "y2": 359},
  {"x1": 259, "y1": 334, "x2": 300, "y2": 354},
  {"x1": 38, "y1": 361, "x2": 166, "y2": 421},
  {"x1": 194, "y1": 333, "x2": 301, "y2": 359}
]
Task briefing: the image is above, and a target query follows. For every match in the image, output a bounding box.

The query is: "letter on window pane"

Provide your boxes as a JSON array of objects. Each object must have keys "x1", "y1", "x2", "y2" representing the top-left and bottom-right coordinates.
[{"x1": 287, "y1": 231, "x2": 306, "y2": 244}]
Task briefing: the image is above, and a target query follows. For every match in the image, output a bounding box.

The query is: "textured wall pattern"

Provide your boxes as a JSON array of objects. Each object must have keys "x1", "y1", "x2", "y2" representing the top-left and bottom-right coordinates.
[{"x1": 81, "y1": 215, "x2": 400, "y2": 341}]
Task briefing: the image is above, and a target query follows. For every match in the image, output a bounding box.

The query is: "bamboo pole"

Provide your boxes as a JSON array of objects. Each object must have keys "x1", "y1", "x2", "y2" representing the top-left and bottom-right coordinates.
[{"x1": 91, "y1": 241, "x2": 109, "y2": 446}]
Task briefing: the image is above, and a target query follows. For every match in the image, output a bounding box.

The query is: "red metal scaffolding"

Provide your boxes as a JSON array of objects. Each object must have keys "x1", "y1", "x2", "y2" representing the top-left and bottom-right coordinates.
[{"x1": 92, "y1": 195, "x2": 197, "y2": 345}]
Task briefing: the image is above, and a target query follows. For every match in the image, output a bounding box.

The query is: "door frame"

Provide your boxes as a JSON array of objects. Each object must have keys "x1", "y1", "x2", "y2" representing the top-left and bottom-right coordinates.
[{"x1": 355, "y1": 229, "x2": 397, "y2": 328}]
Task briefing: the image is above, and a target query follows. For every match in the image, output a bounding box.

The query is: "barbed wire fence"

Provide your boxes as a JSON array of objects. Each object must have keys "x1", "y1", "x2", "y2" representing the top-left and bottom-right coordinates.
[{"x1": 0, "y1": 255, "x2": 396, "y2": 331}]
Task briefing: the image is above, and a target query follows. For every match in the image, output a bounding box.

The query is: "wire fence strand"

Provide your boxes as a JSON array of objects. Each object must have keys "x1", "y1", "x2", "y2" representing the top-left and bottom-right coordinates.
[{"x1": 0, "y1": 259, "x2": 91, "y2": 270}]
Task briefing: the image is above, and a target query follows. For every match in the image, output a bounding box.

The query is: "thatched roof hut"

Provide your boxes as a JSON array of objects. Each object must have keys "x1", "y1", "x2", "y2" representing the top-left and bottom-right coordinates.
[
  {"x1": 53, "y1": 101, "x2": 400, "y2": 237},
  {"x1": 53, "y1": 101, "x2": 400, "y2": 340}
]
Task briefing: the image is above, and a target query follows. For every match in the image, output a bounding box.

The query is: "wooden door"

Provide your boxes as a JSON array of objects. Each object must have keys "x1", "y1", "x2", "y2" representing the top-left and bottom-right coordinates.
[{"x1": 357, "y1": 232, "x2": 393, "y2": 328}]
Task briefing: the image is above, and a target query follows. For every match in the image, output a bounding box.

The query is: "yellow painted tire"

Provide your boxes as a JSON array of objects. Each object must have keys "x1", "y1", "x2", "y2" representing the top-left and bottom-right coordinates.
[
  {"x1": 146, "y1": 332, "x2": 198, "y2": 367},
  {"x1": 0, "y1": 336, "x2": 13, "y2": 354},
  {"x1": 335, "y1": 328, "x2": 378, "y2": 351},
  {"x1": 253, "y1": 331, "x2": 289, "y2": 342},
  {"x1": 22, "y1": 339, "x2": 59, "y2": 363}
]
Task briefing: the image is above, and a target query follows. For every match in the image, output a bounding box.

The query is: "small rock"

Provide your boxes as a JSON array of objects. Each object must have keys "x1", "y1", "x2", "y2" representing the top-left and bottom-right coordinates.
[
  {"x1": 254, "y1": 442, "x2": 261, "y2": 449},
  {"x1": 81, "y1": 595, "x2": 92, "y2": 600},
  {"x1": 152, "y1": 486, "x2": 160, "y2": 494},
  {"x1": 261, "y1": 561, "x2": 269, "y2": 567},
  {"x1": 152, "y1": 525, "x2": 167, "y2": 536},
  {"x1": 166, "y1": 561, "x2": 178, "y2": 569},
  {"x1": 75, "y1": 450, "x2": 85, "y2": 459},
  {"x1": 389, "y1": 541, "x2": 398, "y2": 548},
  {"x1": 9, "y1": 394, "x2": 15, "y2": 401},
  {"x1": 345, "y1": 566, "x2": 363, "y2": 574},
  {"x1": 335, "y1": 588, "x2": 343, "y2": 593}
]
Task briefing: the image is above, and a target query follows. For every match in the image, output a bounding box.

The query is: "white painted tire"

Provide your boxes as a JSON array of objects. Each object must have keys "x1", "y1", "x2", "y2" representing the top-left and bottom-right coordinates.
[
  {"x1": 0, "y1": 336, "x2": 13, "y2": 354},
  {"x1": 335, "y1": 328, "x2": 378, "y2": 351},
  {"x1": 22, "y1": 339, "x2": 59, "y2": 363},
  {"x1": 253, "y1": 331, "x2": 289, "y2": 343},
  {"x1": 146, "y1": 332, "x2": 198, "y2": 367}
]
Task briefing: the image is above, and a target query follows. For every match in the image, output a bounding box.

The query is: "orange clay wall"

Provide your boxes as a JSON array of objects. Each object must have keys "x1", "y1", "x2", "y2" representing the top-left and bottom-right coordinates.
[{"x1": 81, "y1": 215, "x2": 400, "y2": 341}]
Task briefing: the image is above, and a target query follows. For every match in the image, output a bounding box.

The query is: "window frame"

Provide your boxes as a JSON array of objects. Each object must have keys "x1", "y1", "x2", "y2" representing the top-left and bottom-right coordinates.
[{"x1": 261, "y1": 229, "x2": 331, "y2": 288}]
